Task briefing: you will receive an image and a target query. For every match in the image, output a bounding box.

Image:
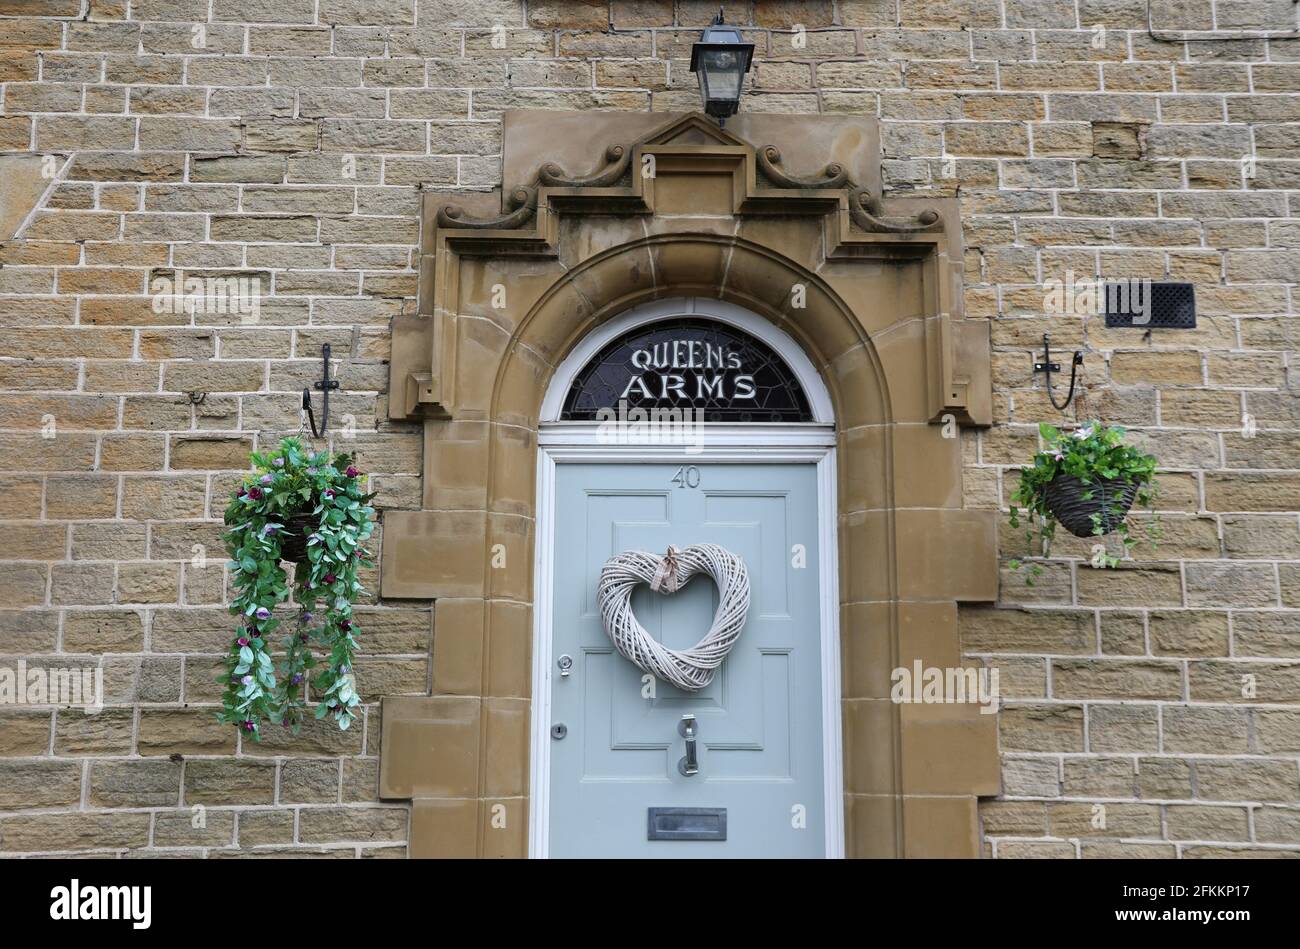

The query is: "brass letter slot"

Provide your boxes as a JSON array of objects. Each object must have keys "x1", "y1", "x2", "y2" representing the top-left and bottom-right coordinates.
[{"x1": 646, "y1": 807, "x2": 727, "y2": 841}]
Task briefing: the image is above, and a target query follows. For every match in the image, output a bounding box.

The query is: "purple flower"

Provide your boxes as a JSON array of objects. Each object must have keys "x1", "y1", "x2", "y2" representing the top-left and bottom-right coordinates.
[
  {"x1": 307, "y1": 467, "x2": 318, "y2": 475},
  {"x1": 237, "y1": 637, "x2": 250, "y2": 647},
  {"x1": 261, "y1": 473, "x2": 274, "y2": 484},
  {"x1": 324, "y1": 574, "x2": 336, "y2": 584},
  {"x1": 345, "y1": 466, "x2": 359, "y2": 478},
  {"x1": 273, "y1": 458, "x2": 284, "y2": 467},
  {"x1": 339, "y1": 619, "x2": 351, "y2": 631},
  {"x1": 241, "y1": 675, "x2": 253, "y2": 686},
  {"x1": 255, "y1": 607, "x2": 271, "y2": 620},
  {"x1": 262, "y1": 524, "x2": 279, "y2": 535},
  {"x1": 301, "y1": 611, "x2": 313, "y2": 623},
  {"x1": 300, "y1": 633, "x2": 309, "y2": 644},
  {"x1": 242, "y1": 721, "x2": 255, "y2": 732},
  {"x1": 291, "y1": 673, "x2": 304, "y2": 685},
  {"x1": 322, "y1": 488, "x2": 335, "y2": 500}
]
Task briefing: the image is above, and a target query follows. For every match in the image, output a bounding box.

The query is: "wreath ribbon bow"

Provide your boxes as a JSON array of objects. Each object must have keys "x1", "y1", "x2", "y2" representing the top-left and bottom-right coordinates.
[{"x1": 650, "y1": 544, "x2": 681, "y2": 593}]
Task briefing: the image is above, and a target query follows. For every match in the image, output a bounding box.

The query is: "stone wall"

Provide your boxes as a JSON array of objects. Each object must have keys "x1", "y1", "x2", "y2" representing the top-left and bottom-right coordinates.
[{"x1": 0, "y1": 0, "x2": 1296, "y2": 856}]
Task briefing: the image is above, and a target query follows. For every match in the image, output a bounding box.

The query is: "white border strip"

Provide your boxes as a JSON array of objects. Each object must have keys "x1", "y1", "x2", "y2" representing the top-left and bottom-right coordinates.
[{"x1": 528, "y1": 448, "x2": 557, "y2": 861}]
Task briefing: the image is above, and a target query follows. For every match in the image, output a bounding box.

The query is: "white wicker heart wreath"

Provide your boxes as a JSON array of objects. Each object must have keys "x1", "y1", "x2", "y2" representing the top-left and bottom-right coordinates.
[{"x1": 596, "y1": 543, "x2": 751, "y2": 692}]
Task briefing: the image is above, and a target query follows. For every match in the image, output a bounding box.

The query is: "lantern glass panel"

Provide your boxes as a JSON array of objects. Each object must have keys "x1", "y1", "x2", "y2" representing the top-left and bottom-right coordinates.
[{"x1": 700, "y1": 48, "x2": 744, "y2": 102}]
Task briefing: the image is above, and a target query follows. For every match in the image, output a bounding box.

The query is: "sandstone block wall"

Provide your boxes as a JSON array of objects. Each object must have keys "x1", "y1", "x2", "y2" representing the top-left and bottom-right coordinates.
[{"x1": 0, "y1": 0, "x2": 1296, "y2": 856}]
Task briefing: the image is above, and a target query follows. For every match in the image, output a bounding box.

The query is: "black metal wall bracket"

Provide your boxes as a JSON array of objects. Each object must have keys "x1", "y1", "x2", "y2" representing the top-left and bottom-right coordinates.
[
  {"x1": 302, "y1": 343, "x2": 340, "y2": 438},
  {"x1": 1033, "y1": 334, "x2": 1084, "y2": 412}
]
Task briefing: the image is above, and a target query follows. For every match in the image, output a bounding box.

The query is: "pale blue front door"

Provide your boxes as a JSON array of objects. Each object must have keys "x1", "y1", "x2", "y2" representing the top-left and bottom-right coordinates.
[{"x1": 547, "y1": 461, "x2": 828, "y2": 858}]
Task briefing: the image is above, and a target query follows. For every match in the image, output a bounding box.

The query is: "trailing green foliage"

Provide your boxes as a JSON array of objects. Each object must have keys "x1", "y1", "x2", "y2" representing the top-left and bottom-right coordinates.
[
  {"x1": 219, "y1": 437, "x2": 376, "y2": 740},
  {"x1": 1008, "y1": 421, "x2": 1160, "y2": 583}
]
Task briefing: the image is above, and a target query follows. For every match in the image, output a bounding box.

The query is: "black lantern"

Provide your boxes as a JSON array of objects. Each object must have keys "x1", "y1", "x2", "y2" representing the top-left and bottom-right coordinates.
[{"x1": 689, "y1": 11, "x2": 754, "y2": 125}]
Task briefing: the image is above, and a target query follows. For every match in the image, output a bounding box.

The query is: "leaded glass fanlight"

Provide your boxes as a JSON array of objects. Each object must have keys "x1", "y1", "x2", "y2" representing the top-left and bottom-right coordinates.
[{"x1": 560, "y1": 318, "x2": 812, "y2": 423}]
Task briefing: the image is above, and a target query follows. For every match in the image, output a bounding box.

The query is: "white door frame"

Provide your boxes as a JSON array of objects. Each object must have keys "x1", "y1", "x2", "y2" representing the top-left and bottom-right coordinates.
[{"x1": 528, "y1": 297, "x2": 846, "y2": 859}]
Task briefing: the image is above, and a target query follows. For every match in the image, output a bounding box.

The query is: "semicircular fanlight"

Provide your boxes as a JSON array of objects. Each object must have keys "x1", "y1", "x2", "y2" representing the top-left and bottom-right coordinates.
[{"x1": 560, "y1": 317, "x2": 812, "y2": 423}]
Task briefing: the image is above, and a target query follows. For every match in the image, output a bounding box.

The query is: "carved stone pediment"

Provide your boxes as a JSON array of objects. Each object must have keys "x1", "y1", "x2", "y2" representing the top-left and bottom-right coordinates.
[
  {"x1": 498, "y1": 110, "x2": 881, "y2": 201},
  {"x1": 434, "y1": 113, "x2": 939, "y2": 236},
  {"x1": 395, "y1": 110, "x2": 989, "y2": 428}
]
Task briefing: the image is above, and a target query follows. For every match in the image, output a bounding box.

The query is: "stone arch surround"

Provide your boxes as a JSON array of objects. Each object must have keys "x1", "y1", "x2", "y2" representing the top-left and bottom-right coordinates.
[{"x1": 376, "y1": 112, "x2": 999, "y2": 858}]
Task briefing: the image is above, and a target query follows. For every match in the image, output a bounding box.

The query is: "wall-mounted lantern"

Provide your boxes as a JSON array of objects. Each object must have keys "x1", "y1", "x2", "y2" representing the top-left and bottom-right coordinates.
[{"x1": 689, "y1": 11, "x2": 754, "y2": 126}]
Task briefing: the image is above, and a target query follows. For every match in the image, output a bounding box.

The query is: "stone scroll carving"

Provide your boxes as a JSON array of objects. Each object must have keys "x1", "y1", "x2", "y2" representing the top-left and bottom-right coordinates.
[
  {"x1": 538, "y1": 143, "x2": 632, "y2": 188},
  {"x1": 434, "y1": 145, "x2": 633, "y2": 229},
  {"x1": 849, "y1": 190, "x2": 941, "y2": 234},
  {"x1": 436, "y1": 186, "x2": 538, "y2": 229},
  {"x1": 758, "y1": 143, "x2": 941, "y2": 234},
  {"x1": 756, "y1": 145, "x2": 848, "y2": 189}
]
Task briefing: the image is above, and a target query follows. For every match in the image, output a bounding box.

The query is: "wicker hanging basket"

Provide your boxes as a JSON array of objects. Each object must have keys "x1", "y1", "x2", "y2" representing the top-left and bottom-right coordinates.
[
  {"x1": 278, "y1": 512, "x2": 318, "y2": 563},
  {"x1": 1042, "y1": 474, "x2": 1140, "y2": 538}
]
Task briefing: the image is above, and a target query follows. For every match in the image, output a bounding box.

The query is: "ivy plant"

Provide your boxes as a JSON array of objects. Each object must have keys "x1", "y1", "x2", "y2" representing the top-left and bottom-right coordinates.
[
  {"x1": 220, "y1": 437, "x2": 376, "y2": 740},
  {"x1": 1008, "y1": 420, "x2": 1160, "y2": 583}
]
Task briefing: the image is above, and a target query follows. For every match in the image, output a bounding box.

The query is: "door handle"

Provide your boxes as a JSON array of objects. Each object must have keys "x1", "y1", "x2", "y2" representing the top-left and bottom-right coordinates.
[{"x1": 677, "y1": 714, "x2": 699, "y2": 776}]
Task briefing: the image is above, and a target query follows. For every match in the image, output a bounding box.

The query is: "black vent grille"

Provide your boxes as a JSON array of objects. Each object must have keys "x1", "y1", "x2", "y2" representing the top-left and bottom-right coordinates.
[{"x1": 1104, "y1": 281, "x2": 1196, "y2": 329}]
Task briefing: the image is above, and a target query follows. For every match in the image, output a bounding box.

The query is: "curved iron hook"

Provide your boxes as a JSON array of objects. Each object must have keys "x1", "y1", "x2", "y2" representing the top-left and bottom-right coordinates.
[
  {"x1": 302, "y1": 343, "x2": 339, "y2": 438},
  {"x1": 1035, "y1": 334, "x2": 1084, "y2": 412}
]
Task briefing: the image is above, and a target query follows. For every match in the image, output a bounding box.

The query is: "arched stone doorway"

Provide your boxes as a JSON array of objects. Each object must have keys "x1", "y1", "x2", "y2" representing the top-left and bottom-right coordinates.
[{"x1": 376, "y1": 111, "x2": 999, "y2": 857}]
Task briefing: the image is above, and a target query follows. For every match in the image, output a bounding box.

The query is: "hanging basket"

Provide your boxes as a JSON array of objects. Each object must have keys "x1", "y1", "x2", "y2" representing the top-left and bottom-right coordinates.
[
  {"x1": 278, "y1": 512, "x2": 317, "y2": 563},
  {"x1": 1042, "y1": 474, "x2": 1140, "y2": 538}
]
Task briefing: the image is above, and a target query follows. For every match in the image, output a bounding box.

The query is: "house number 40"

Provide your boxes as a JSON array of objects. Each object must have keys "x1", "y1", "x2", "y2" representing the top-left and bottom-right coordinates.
[{"x1": 671, "y1": 465, "x2": 701, "y2": 488}]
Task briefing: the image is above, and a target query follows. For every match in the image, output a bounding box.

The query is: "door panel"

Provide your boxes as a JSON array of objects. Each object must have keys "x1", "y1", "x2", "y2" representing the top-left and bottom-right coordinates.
[{"x1": 547, "y1": 462, "x2": 826, "y2": 858}]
